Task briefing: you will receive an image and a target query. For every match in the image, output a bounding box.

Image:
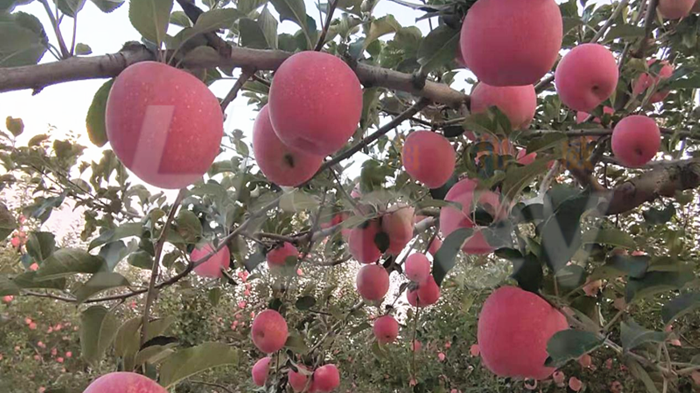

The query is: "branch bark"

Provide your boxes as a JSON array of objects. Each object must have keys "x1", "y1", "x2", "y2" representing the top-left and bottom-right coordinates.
[{"x1": 221, "y1": 67, "x2": 255, "y2": 112}]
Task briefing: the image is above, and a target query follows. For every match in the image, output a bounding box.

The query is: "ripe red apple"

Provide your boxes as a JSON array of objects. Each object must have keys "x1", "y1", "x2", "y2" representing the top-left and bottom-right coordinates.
[
  {"x1": 428, "y1": 237, "x2": 442, "y2": 257},
  {"x1": 288, "y1": 365, "x2": 312, "y2": 392},
  {"x1": 611, "y1": 115, "x2": 660, "y2": 167},
  {"x1": 356, "y1": 264, "x2": 390, "y2": 301},
  {"x1": 460, "y1": 0, "x2": 563, "y2": 86},
  {"x1": 402, "y1": 130, "x2": 456, "y2": 189},
  {"x1": 632, "y1": 59, "x2": 674, "y2": 103},
  {"x1": 311, "y1": 364, "x2": 340, "y2": 392},
  {"x1": 657, "y1": 0, "x2": 695, "y2": 18},
  {"x1": 251, "y1": 309, "x2": 289, "y2": 353},
  {"x1": 516, "y1": 149, "x2": 537, "y2": 165},
  {"x1": 555, "y1": 44, "x2": 619, "y2": 112},
  {"x1": 576, "y1": 106, "x2": 614, "y2": 124},
  {"x1": 381, "y1": 206, "x2": 415, "y2": 255},
  {"x1": 407, "y1": 276, "x2": 440, "y2": 307},
  {"x1": 253, "y1": 105, "x2": 323, "y2": 186},
  {"x1": 405, "y1": 253, "x2": 431, "y2": 283},
  {"x1": 268, "y1": 51, "x2": 362, "y2": 156},
  {"x1": 373, "y1": 315, "x2": 399, "y2": 344},
  {"x1": 470, "y1": 83, "x2": 537, "y2": 129},
  {"x1": 348, "y1": 219, "x2": 384, "y2": 264},
  {"x1": 267, "y1": 242, "x2": 298, "y2": 267},
  {"x1": 477, "y1": 286, "x2": 568, "y2": 380},
  {"x1": 106, "y1": 61, "x2": 223, "y2": 189},
  {"x1": 252, "y1": 356, "x2": 271, "y2": 386},
  {"x1": 190, "y1": 244, "x2": 230, "y2": 278},
  {"x1": 83, "y1": 372, "x2": 167, "y2": 393}
]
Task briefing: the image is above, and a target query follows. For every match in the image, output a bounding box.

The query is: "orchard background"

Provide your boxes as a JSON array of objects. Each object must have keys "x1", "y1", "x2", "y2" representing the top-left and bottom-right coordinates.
[{"x1": 2, "y1": 0, "x2": 700, "y2": 391}]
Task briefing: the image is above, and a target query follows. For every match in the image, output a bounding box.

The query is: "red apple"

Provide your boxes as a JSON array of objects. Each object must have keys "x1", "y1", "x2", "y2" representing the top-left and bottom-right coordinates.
[
  {"x1": 632, "y1": 59, "x2": 674, "y2": 103},
  {"x1": 381, "y1": 206, "x2": 415, "y2": 255},
  {"x1": 373, "y1": 315, "x2": 399, "y2": 344},
  {"x1": 267, "y1": 242, "x2": 298, "y2": 267},
  {"x1": 252, "y1": 357, "x2": 271, "y2": 386},
  {"x1": 311, "y1": 364, "x2": 340, "y2": 392},
  {"x1": 611, "y1": 115, "x2": 660, "y2": 167},
  {"x1": 405, "y1": 253, "x2": 431, "y2": 284},
  {"x1": 555, "y1": 44, "x2": 619, "y2": 112},
  {"x1": 356, "y1": 264, "x2": 389, "y2": 301},
  {"x1": 106, "y1": 62, "x2": 223, "y2": 189},
  {"x1": 657, "y1": 0, "x2": 695, "y2": 18},
  {"x1": 407, "y1": 276, "x2": 440, "y2": 307},
  {"x1": 288, "y1": 365, "x2": 312, "y2": 392},
  {"x1": 402, "y1": 130, "x2": 456, "y2": 189},
  {"x1": 190, "y1": 244, "x2": 230, "y2": 278},
  {"x1": 83, "y1": 372, "x2": 167, "y2": 393},
  {"x1": 348, "y1": 219, "x2": 384, "y2": 264},
  {"x1": 470, "y1": 83, "x2": 537, "y2": 129},
  {"x1": 251, "y1": 309, "x2": 289, "y2": 353}
]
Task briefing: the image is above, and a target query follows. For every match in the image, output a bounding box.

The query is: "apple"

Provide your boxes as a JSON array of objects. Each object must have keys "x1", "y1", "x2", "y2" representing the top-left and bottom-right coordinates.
[
  {"x1": 477, "y1": 286, "x2": 568, "y2": 380},
  {"x1": 251, "y1": 309, "x2": 289, "y2": 353},
  {"x1": 252, "y1": 357, "x2": 271, "y2": 386},
  {"x1": 428, "y1": 237, "x2": 442, "y2": 257},
  {"x1": 356, "y1": 264, "x2": 390, "y2": 301},
  {"x1": 311, "y1": 364, "x2": 340, "y2": 392},
  {"x1": 252, "y1": 105, "x2": 323, "y2": 186},
  {"x1": 405, "y1": 253, "x2": 431, "y2": 283},
  {"x1": 611, "y1": 115, "x2": 660, "y2": 167},
  {"x1": 83, "y1": 372, "x2": 167, "y2": 393},
  {"x1": 190, "y1": 244, "x2": 230, "y2": 278},
  {"x1": 348, "y1": 219, "x2": 384, "y2": 264},
  {"x1": 268, "y1": 51, "x2": 362, "y2": 157},
  {"x1": 657, "y1": 0, "x2": 695, "y2": 18},
  {"x1": 288, "y1": 365, "x2": 312, "y2": 392},
  {"x1": 516, "y1": 149, "x2": 537, "y2": 165},
  {"x1": 381, "y1": 206, "x2": 415, "y2": 255},
  {"x1": 407, "y1": 276, "x2": 440, "y2": 307},
  {"x1": 470, "y1": 83, "x2": 537, "y2": 130},
  {"x1": 106, "y1": 61, "x2": 223, "y2": 189},
  {"x1": 460, "y1": 0, "x2": 563, "y2": 86},
  {"x1": 267, "y1": 242, "x2": 298, "y2": 267},
  {"x1": 402, "y1": 131, "x2": 456, "y2": 189},
  {"x1": 554, "y1": 44, "x2": 619, "y2": 112},
  {"x1": 632, "y1": 59, "x2": 674, "y2": 103},
  {"x1": 373, "y1": 315, "x2": 399, "y2": 344}
]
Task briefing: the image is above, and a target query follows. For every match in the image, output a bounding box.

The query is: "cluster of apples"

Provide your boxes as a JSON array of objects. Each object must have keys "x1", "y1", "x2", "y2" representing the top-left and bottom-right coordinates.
[{"x1": 252, "y1": 51, "x2": 363, "y2": 187}]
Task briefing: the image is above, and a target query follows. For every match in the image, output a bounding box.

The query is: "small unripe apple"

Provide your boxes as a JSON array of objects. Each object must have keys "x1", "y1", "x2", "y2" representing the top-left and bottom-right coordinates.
[
  {"x1": 251, "y1": 309, "x2": 289, "y2": 353},
  {"x1": 348, "y1": 219, "x2": 384, "y2": 264},
  {"x1": 106, "y1": 62, "x2": 223, "y2": 189},
  {"x1": 402, "y1": 131, "x2": 456, "y2": 189},
  {"x1": 632, "y1": 59, "x2": 674, "y2": 103},
  {"x1": 405, "y1": 253, "x2": 431, "y2": 283},
  {"x1": 381, "y1": 206, "x2": 415, "y2": 255},
  {"x1": 555, "y1": 44, "x2": 619, "y2": 112},
  {"x1": 191, "y1": 244, "x2": 231, "y2": 278},
  {"x1": 470, "y1": 83, "x2": 537, "y2": 129},
  {"x1": 373, "y1": 315, "x2": 399, "y2": 344},
  {"x1": 288, "y1": 365, "x2": 312, "y2": 392},
  {"x1": 407, "y1": 276, "x2": 440, "y2": 307},
  {"x1": 253, "y1": 105, "x2": 323, "y2": 186},
  {"x1": 356, "y1": 264, "x2": 389, "y2": 301},
  {"x1": 460, "y1": 0, "x2": 563, "y2": 86},
  {"x1": 83, "y1": 372, "x2": 167, "y2": 393},
  {"x1": 252, "y1": 356, "x2": 271, "y2": 386},
  {"x1": 267, "y1": 242, "x2": 298, "y2": 267},
  {"x1": 611, "y1": 115, "x2": 660, "y2": 167},
  {"x1": 657, "y1": 0, "x2": 695, "y2": 18},
  {"x1": 311, "y1": 364, "x2": 340, "y2": 392},
  {"x1": 269, "y1": 51, "x2": 362, "y2": 156}
]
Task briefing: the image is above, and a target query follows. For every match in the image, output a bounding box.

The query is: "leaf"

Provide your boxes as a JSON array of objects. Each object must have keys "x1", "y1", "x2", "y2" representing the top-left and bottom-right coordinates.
[
  {"x1": 545, "y1": 330, "x2": 604, "y2": 368},
  {"x1": 285, "y1": 332, "x2": 308, "y2": 353},
  {"x1": 295, "y1": 295, "x2": 316, "y2": 310},
  {"x1": 174, "y1": 209, "x2": 202, "y2": 243},
  {"x1": 114, "y1": 316, "x2": 142, "y2": 359},
  {"x1": 144, "y1": 316, "x2": 176, "y2": 343},
  {"x1": 279, "y1": 190, "x2": 319, "y2": 212},
  {"x1": 562, "y1": 16, "x2": 584, "y2": 34},
  {"x1": 501, "y1": 156, "x2": 552, "y2": 204},
  {"x1": 208, "y1": 287, "x2": 222, "y2": 306},
  {"x1": 509, "y1": 253, "x2": 544, "y2": 293},
  {"x1": 169, "y1": 10, "x2": 191, "y2": 27},
  {"x1": 364, "y1": 15, "x2": 400, "y2": 50},
  {"x1": 26, "y1": 231, "x2": 55, "y2": 262},
  {"x1": 5, "y1": 116, "x2": 24, "y2": 136},
  {"x1": 589, "y1": 254, "x2": 649, "y2": 282},
  {"x1": 239, "y1": 17, "x2": 268, "y2": 49},
  {"x1": 238, "y1": 0, "x2": 267, "y2": 14},
  {"x1": 582, "y1": 228, "x2": 636, "y2": 249},
  {"x1": 90, "y1": 0, "x2": 124, "y2": 13},
  {"x1": 642, "y1": 205, "x2": 675, "y2": 225},
  {"x1": 433, "y1": 228, "x2": 473, "y2": 286},
  {"x1": 85, "y1": 79, "x2": 113, "y2": 147},
  {"x1": 74, "y1": 42, "x2": 92, "y2": 55},
  {"x1": 89, "y1": 222, "x2": 143, "y2": 250},
  {"x1": 191, "y1": 8, "x2": 243, "y2": 34},
  {"x1": 56, "y1": 0, "x2": 86, "y2": 17},
  {"x1": 416, "y1": 25, "x2": 459, "y2": 73},
  {"x1": 269, "y1": 0, "x2": 315, "y2": 48},
  {"x1": 0, "y1": 203, "x2": 17, "y2": 241},
  {"x1": 134, "y1": 344, "x2": 176, "y2": 366},
  {"x1": 10, "y1": 271, "x2": 66, "y2": 292},
  {"x1": 128, "y1": 0, "x2": 173, "y2": 45},
  {"x1": 74, "y1": 272, "x2": 130, "y2": 303},
  {"x1": 159, "y1": 342, "x2": 238, "y2": 388},
  {"x1": 620, "y1": 320, "x2": 667, "y2": 352},
  {"x1": 80, "y1": 306, "x2": 120, "y2": 367},
  {"x1": 349, "y1": 322, "x2": 371, "y2": 335},
  {"x1": 257, "y1": 6, "x2": 278, "y2": 49},
  {"x1": 525, "y1": 132, "x2": 568, "y2": 154},
  {"x1": 661, "y1": 292, "x2": 700, "y2": 324},
  {"x1": 0, "y1": 12, "x2": 48, "y2": 67},
  {"x1": 36, "y1": 248, "x2": 108, "y2": 280},
  {"x1": 625, "y1": 270, "x2": 696, "y2": 303},
  {"x1": 626, "y1": 358, "x2": 659, "y2": 392},
  {"x1": 603, "y1": 24, "x2": 645, "y2": 43},
  {"x1": 27, "y1": 133, "x2": 49, "y2": 146}
]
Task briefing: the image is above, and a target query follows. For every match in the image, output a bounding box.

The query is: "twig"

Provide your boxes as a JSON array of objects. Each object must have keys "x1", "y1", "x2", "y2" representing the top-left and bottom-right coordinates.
[
  {"x1": 637, "y1": 0, "x2": 659, "y2": 58},
  {"x1": 539, "y1": 161, "x2": 560, "y2": 195},
  {"x1": 141, "y1": 189, "x2": 185, "y2": 345},
  {"x1": 603, "y1": 309, "x2": 625, "y2": 332},
  {"x1": 70, "y1": 13, "x2": 78, "y2": 56},
  {"x1": 39, "y1": 0, "x2": 70, "y2": 58},
  {"x1": 221, "y1": 67, "x2": 255, "y2": 112},
  {"x1": 314, "y1": 0, "x2": 338, "y2": 51},
  {"x1": 411, "y1": 306, "x2": 421, "y2": 382},
  {"x1": 330, "y1": 167, "x2": 363, "y2": 214}
]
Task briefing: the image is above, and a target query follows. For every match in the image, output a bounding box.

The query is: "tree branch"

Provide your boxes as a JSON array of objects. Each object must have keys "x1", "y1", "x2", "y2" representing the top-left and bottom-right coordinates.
[
  {"x1": 39, "y1": 0, "x2": 70, "y2": 59},
  {"x1": 636, "y1": 0, "x2": 659, "y2": 58},
  {"x1": 315, "y1": 0, "x2": 338, "y2": 51},
  {"x1": 221, "y1": 67, "x2": 255, "y2": 112}
]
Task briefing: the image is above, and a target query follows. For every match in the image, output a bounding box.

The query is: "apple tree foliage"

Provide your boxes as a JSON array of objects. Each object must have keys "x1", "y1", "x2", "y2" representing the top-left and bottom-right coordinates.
[{"x1": 1, "y1": 0, "x2": 700, "y2": 391}]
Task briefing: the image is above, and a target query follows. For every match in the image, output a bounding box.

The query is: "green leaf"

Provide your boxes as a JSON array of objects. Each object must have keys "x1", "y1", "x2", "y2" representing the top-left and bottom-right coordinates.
[
  {"x1": 35, "y1": 248, "x2": 108, "y2": 280},
  {"x1": 284, "y1": 332, "x2": 308, "y2": 353},
  {"x1": 625, "y1": 358, "x2": 659, "y2": 392},
  {"x1": 134, "y1": 344, "x2": 176, "y2": 366},
  {"x1": 525, "y1": 132, "x2": 568, "y2": 154},
  {"x1": 80, "y1": 306, "x2": 120, "y2": 367},
  {"x1": 114, "y1": 316, "x2": 142, "y2": 359},
  {"x1": 159, "y1": 342, "x2": 238, "y2": 388},
  {"x1": 433, "y1": 228, "x2": 473, "y2": 286},
  {"x1": 170, "y1": 10, "x2": 191, "y2": 27},
  {"x1": 11, "y1": 271, "x2": 66, "y2": 292},
  {"x1": 603, "y1": 24, "x2": 645, "y2": 43},
  {"x1": 85, "y1": 79, "x2": 113, "y2": 147},
  {"x1": 509, "y1": 253, "x2": 543, "y2": 293},
  {"x1": 0, "y1": 12, "x2": 48, "y2": 67},
  {"x1": 238, "y1": 0, "x2": 267, "y2": 14},
  {"x1": 589, "y1": 254, "x2": 649, "y2": 282},
  {"x1": 5, "y1": 116, "x2": 24, "y2": 136},
  {"x1": 620, "y1": 320, "x2": 667, "y2": 352},
  {"x1": 269, "y1": 0, "x2": 315, "y2": 48},
  {"x1": 642, "y1": 205, "x2": 675, "y2": 225},
  {"x1": 0, "y1": 0, "x2": 34, "y2": 13},
  {"x1": 239, "y1": 17, "x2": 268, "y2": 48},
  {"x1": 144, "y1": 316, "x2": 176, "y2": 343},
  {"x1": 562, "y1": 16, "x2": 584, "y2": 34},
  {"x1": 625, "y1": 270, "x2": 696, "y2": 303},
  {"x1": 295, "y1": 295, "x2": 316, "y2": 310},
  {"x1": 661, "y1": 292, "x2": 700, "y2": 324},
  {"x1": 128, "y1": 0, "x2": 173, "y2": 45},
  {"x1": 363, "y1": 15, "x2": 400, "y2": 50},
  {"x1": 174, "y1": 209, "x2": 202, "y2": 243},
  {"x1": 128, "y1": 250, "x2": 154, "y2": 270},
  {"x1": 582, "y1": 228, "x2": 636, "y2": 249},
  {"x1": 74, "y1": 42, "x2": 92, "y2": 55},
  {"x1": 208, "y1": 287, "x2": 222, "y2": 306},
  {"x1": 416, "y1": 25, "x2": 459, "y2": 73},
  {"x1": 89, "y1": 222, "x2": 143, "y2": 250},
  {"x1": 349, "y1": 322, "x2": 371, "y2": 335},
  {"x1": 26, "y1": 231, "x2": 55, "y2": 262},
  {"x1": 257, "y1": 6, "x2": 278, "y2": 49},
  {"x1": 545, "y1": 329, "x2": 604, "y2": 368},
  {"x1": 90, "y1": 0, "x2": 124, "y2": 13},
  {"x1": 501, "y1": 156, "x2": 551, "y2": 204},
  {"x1": 279, "y1": 190, "x2": 319, "y2": 212},
  {"x1": 192, "y1": 8, "x2": 243, "y2": 34},
  {"x1": 0, "y1": 203, "x2": 17, "y2": 241},
  {"x1": 56, "y1": 0, "x2": 86, "y2": 17},
  {"x1": 74, "y1": 272, "x2": 130, "y2": 303}
]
